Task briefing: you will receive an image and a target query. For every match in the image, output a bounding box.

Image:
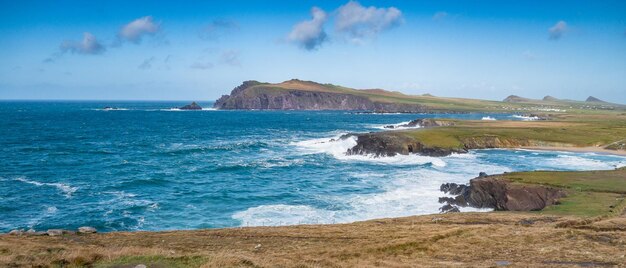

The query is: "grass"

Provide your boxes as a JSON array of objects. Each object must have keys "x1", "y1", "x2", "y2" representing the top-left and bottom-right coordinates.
[
  {"x1": 94, "y1": 255, "x2": 207, "y2": 268},
  {"x1": 494, "y1": 168, "x2": 626, "y2": 217},
  {"x1": 2, "y1": 212, "x2": 626, "y2": 267},
  {"x1": 379, "y1": 113, "x2": 626, "y2": 151}
]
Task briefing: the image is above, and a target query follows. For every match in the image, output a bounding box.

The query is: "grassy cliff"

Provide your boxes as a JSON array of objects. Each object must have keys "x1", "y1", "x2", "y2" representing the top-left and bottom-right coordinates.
[{"x1": 215, "y1": 79, "x2": 626, "y2": 113}]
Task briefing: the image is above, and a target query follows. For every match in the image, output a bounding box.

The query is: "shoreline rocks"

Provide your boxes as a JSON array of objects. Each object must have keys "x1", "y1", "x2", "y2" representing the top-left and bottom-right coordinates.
[
  {"x1": 179, "y1": 102, "x2": 202, "y2": 110},
  {"x1": 5, "y1": 227, "x2": 97, "y2": 236},
  {"x1": 439, "y1": 173, "x2": 566, "y2": 213},
  {"x1": 384, "y1": 118, "x2": 455, "y2": 129}
]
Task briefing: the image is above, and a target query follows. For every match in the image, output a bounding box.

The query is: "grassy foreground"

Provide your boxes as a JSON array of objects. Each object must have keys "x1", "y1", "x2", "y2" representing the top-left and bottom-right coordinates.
[{"x1": 1, "y1": 168, "x2": 625, "y2": 267}]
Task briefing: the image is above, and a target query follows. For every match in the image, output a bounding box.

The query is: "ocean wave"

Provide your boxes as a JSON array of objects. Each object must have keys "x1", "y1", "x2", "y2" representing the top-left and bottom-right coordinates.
[
  {"x1": 160, "y1": 141, "x2": 268, "y2": 154},
  {"x1": 232, "y1": 169, "x2": 493, "y2": 227},
  {"x1": 550, "y1": 154, "x2": 625, "y2": 170},
  {"x1": 511, "y1": 115, "x2": 540, "y2": 121},
  {"x1": 370, "y1": 121, "x2": 423, "y2": 130},
  {"x1": 481, "y1": 116, "x2": 497, "y2": 121},
  {"x1": 14, "y1": 177, "x2": 77, "y2": 198},
  {"x1": 214, "y1": 158, "x2": 307, "y2": 172},
  {"x1": 293, "y1": 134, "x2": 446, "y2": 166}
]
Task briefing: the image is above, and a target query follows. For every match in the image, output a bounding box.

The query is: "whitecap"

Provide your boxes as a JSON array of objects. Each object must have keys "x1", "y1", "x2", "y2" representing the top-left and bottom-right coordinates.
[
  {"x1": 481, "y1": 116, "x2": 496, "y2": 121},
  {"x1": 15, "y1": 177, "x2": 77, "y2": 198},
  {"x1": 293, "y1": 134, "x2": 447, "y2": 167},
  {"x1": 511, "y1": 115, "x2": 540, "y2": 121},
  {"x1": 370, "y1": 121, "x2": 422, "y2": 130}
]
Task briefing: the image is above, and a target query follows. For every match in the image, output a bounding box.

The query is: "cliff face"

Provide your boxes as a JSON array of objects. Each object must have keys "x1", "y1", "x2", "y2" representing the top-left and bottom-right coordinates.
[
  {"x1": 214, "y1": 80, "x2": 427, "y2": 112},
  {"x1": 440, "y1": 175, "x2": 566, "y2": 212},
  {"x1": 347, "y1": 130, "x2": 573, "y2": 157}
]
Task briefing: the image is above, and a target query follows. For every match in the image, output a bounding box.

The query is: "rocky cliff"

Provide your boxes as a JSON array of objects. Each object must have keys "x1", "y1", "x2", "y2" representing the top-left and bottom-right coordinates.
[
  {"x1": 214, "y1": 80, "x2": 427, "y2": 112},
  {"x1": 440, "y1": 174, "x2": 566, "y2": 212}
]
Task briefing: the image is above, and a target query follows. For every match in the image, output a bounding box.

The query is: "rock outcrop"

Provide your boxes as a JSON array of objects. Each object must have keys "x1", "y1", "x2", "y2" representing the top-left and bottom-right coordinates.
[
  {"x1": 348, "y1": 119, "x2": 462, "y2": 157},
  {"x1": 439, "y1": 174, "x2": 566, "y2": 212},
  {"x1": 384, "y1": 118, "x2": 454, "y2": 129},
  {"x1": 179, "y1": 102, "x2": 202, "y2": 110},
  {"x1": 214, "y1": 80, "x2": 427, "y2": 112},
  {"x1": 346, "y1": 132, "x2": 467, "y2": 157}
]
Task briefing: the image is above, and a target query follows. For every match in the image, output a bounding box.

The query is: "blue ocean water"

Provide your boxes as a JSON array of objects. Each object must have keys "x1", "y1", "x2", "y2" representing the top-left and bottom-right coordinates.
[{"x1": 1, "y1": 101, "x2": 625, "y2": 232}]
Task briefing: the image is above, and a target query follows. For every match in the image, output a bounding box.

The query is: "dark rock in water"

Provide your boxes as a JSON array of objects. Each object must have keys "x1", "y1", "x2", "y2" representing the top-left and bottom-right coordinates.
[
  {"x1": 347, "y1": 130, "x2": 466, "y2": 157},
  {"x1": 440, "y1": 183, "x2": 470, "y2": 196},
  {"x1": 384, "y1": 118, "x2": 454, "y2": 129},
  {"x1": 479, "y1": 172, "x2": 488, "y2": 177},
  {"x1": 78, "y1": 226, "x2": 97, "y2": 234},
  {"x1": 179, "y1": 102, "x2": 202, "y2": 110},
  {"x1": 439, "y1": 204, "x2": 460, "y2": 213}
]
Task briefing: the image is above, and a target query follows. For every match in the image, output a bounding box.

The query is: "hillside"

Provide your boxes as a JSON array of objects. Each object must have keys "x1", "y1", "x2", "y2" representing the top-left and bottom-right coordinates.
[{"x1": 214, "y1": 80, "x2": 626, "y2": 113}]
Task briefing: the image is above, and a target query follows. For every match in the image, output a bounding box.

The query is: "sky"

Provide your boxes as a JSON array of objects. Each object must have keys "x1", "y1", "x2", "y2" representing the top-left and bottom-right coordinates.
[{"x1": 1, "y1": 0, "x2": 625, "y2": 102}]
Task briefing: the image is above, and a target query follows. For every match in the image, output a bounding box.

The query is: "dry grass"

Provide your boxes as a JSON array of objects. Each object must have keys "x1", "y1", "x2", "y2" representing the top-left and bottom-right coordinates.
[{"x1": 1, "y1": 212, "x2": 625, "y2": 267}]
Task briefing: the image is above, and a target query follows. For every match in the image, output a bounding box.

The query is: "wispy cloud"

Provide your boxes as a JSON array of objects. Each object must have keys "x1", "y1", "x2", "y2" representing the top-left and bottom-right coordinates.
[
  {"x1": 43, "y1": 32, "x2": 105, "y2": 62},
  {"x1": 522, "y1": 50, "x2": 537, "y2": 61},
  {"x1": 190, "y1": 61, "x2": 214, "y2": 70},
  {"x1": 432, "y1": 11, "x2": 448, "y2": 21},
  {"x1": 138, "y1": 56, "x2": 156, "y2": 70},
  {"x1": 199, "y1": 19, "x2": 239, "y2": 40},
  {"x1": 287, "y1": 7, "x2": 328, "y2": 50},
  {"x1": 548, "y1": 20, "x2": 567, "y2": 40},
  {"x1": 61, "y1": 32, "x2": 106, "y2": 55},
  {"x1": 219, "y1": 50, "x2": 241, "y2": 66},
  {"x1": 118, "y1": 16, "x2": 161, "y2": 44},
  {"x1": 335, "y1": 1, "x2": 403, "y2": 43}
]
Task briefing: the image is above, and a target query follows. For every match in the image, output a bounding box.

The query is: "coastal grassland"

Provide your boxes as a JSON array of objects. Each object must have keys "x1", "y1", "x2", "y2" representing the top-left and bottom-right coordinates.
[
  {"x1": 2, "y1": 212, "x2": 626, "y2": 267},
  {"x1": 390, "y1": 113, "x2": 626, "y2": 151},
  {"x1": 499, "y1": 168, "x2": 626, "y2": 218}
]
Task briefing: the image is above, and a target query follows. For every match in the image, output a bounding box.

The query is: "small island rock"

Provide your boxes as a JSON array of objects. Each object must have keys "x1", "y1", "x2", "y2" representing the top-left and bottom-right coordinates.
[{"x1": 179, "y1": 102, "x2": 202, "y2": 110}]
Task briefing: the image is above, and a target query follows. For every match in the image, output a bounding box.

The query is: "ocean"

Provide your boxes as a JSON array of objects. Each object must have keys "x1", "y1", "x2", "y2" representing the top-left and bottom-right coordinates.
[{"x1": 1, "y1": 101, "x2": 625, "y2": 232}]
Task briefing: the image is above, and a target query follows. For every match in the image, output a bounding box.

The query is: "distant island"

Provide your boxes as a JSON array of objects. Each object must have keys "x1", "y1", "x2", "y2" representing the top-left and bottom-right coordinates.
[{"x1": 214, "y1": 79, "x2": 625, "y2": 113}]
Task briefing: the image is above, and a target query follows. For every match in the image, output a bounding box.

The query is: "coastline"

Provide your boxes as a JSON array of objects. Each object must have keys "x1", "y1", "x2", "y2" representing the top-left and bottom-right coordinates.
[{"x1": 518, "y1": 146, "x2": 626, "y2": 156}]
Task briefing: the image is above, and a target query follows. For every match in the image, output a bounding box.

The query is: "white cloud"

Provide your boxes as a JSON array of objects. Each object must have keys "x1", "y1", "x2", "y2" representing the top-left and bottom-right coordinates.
[
  {"x1": 287, "y1": 7, "x2": 328, "y2": 50},
  {"x1": 335, "y1": 1, "x2": 403, "y2": 42},
  {"x1": 432, "y1": 11, "x2": 448, "y2": 21},
  {"x1": 548, "y1": 20, "x2": 567, "y2": 40},
  {"x1": 118, "y1": 16, "x2": 160, "y2": 44},
  {"x1": 60, "y1": 32, "x2": 106, "y2": 55}
]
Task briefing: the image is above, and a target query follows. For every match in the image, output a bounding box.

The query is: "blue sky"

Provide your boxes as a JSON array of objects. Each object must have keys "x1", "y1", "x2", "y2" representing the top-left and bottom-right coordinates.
[{"x1": 1, "y1": 0, "x2": 625, "y2": 102}]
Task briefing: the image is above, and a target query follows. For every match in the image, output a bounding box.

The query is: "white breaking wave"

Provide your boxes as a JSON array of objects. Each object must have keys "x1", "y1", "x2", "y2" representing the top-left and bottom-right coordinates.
[
  {"x1": 550, "y1": 154, "x2": 626, "y2": 170},
  {"x1": 371, "y1": 121, "x2": 422, "y2": 130},
  {"x1": 232, "y1": 168, "x2": 498, "y2": 227},
  {"x1": 481, "y1": 116, "x2": 497, "y2": 121},
  {"x1": 15, "y1": 177, "x2": 77, "y2": 198},
  {"x1": 293, "y1": 134, "x2": 446, "y2": 167},
  {"x1": 511, "y1": 115, "x2": 540, "y2": 121}
]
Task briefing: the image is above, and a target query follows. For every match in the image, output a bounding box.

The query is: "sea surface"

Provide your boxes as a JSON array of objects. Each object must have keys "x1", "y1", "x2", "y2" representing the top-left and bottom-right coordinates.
[{"x1": 1, "y1": 101, "x2": 625, "y2": 232}]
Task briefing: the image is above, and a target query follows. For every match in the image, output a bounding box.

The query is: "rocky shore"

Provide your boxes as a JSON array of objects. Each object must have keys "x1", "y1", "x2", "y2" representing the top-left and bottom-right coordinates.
[
  {"x1": 439, "y1": 173, "x2": 566, "y2": 213},
  {"x1": 5, "y1": 226, "x2": 97, "y2": 236}
]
